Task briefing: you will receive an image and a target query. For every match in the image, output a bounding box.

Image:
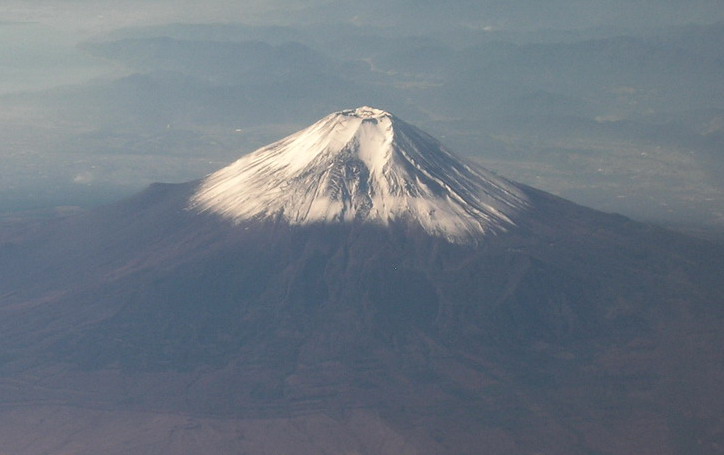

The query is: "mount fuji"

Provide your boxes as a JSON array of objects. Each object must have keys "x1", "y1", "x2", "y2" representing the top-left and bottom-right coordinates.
[{"x1": 0, "y1": 107, "x2": 722, "y2": 455}]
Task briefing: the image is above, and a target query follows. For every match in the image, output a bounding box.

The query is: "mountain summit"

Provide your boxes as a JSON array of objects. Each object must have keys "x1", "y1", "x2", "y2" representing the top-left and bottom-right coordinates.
[{"x1": 189, "y1": 107, "x2": 528, "y2": 242}]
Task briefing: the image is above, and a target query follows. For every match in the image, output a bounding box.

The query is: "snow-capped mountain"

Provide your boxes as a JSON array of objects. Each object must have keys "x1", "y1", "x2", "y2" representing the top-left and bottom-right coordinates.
[
  {"x1": 0, "y1": 107, "x2": 722, "y2": 455},
  {"x1": 190, "y1": 107, "x2": 528, "y2": 242}
]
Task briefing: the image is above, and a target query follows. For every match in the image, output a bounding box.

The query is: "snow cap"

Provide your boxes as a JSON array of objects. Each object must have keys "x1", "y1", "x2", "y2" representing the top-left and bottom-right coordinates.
[{"x1": 189, "y1": 107, "x2": 528, "y2": 243}]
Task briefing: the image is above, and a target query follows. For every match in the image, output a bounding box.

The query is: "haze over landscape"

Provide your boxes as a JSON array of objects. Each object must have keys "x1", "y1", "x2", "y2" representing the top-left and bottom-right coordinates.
[
  {"x1": 1, "y1": 0, "x2": 723, "y2": 237},
  {"x1": 1, "y1": 2, "x2": 724, "y2": 454}
]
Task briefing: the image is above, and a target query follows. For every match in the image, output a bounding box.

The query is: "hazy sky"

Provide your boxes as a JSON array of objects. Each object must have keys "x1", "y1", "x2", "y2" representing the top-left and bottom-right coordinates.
[
  {"x1": 4, "y1": 0, "x2": 724, "y2": 34},
  {"x1": 2, "y1": 1, "x2": 309, "y2": 34}
]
